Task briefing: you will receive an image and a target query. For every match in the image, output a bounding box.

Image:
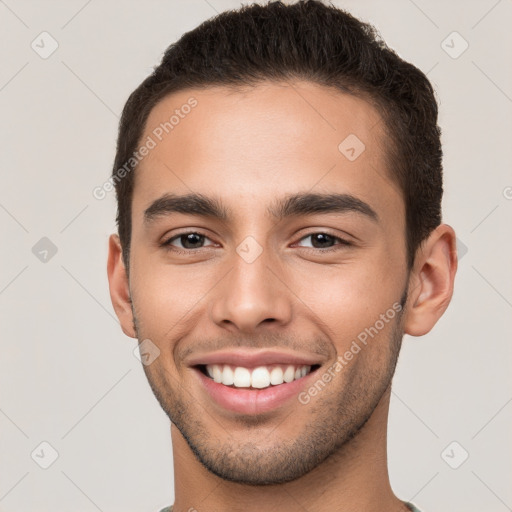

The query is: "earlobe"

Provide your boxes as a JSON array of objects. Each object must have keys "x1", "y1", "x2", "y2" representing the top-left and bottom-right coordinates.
[
  {"x1": 107, "y1": 234, "x2": 137, "y2": 338},
  {"x1": 404, "y1": 224, "x2": 458, "y2": 337}
]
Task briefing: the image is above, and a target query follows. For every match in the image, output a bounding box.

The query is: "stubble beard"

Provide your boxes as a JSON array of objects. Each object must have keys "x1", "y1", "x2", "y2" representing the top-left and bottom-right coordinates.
[{"x1": 132, "y1": 298, "x2": 407, "y2": 486}]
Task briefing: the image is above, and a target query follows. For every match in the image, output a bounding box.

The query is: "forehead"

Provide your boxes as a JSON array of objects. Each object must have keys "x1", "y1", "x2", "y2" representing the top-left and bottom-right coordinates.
[{"x1": 133, "y1": 80, "x2": 403, "y2": 226}]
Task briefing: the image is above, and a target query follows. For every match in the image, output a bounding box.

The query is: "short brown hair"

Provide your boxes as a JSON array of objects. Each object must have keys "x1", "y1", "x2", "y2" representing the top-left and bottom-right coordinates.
[{"x1": 112, "y1": 0, "x2": 443, "y2": 270}]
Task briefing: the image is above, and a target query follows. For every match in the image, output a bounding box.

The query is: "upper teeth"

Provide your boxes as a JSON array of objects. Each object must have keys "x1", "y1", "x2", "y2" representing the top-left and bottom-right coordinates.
[{"x1": 205, "y1": 364, "x2": 311, "y2": 389}]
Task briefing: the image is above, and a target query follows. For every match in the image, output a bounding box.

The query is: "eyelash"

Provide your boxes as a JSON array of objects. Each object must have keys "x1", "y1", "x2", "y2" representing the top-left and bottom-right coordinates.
[{"x1": 161, "y1": 230, "x2": 352, "y2": 255}]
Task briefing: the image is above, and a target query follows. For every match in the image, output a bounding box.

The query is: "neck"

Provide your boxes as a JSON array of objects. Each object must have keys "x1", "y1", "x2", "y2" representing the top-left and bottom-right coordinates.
[{"x1": 170, "y1": 386, "x2": 408, "y2": 512}]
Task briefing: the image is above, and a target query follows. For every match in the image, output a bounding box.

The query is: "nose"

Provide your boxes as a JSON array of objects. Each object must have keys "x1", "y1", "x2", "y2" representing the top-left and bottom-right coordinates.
[{"x1": 210, "y1": 248, "x2": 293, "y2": 333}]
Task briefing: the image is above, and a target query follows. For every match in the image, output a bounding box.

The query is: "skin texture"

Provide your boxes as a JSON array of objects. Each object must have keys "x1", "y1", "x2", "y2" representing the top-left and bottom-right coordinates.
[{"x1": 107, "y1": 81, "x2": 457, "y2": 512}]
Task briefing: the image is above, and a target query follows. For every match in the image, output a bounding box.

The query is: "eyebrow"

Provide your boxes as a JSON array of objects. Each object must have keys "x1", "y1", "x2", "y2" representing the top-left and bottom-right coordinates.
[{"x1": 143, "y1": 192, "x2": 379, "y2": 224}]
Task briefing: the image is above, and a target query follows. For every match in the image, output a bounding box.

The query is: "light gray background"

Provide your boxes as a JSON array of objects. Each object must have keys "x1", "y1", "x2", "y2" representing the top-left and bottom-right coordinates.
[{"x1": 1, "y1": 1, "x2": 511, "y2": 511}]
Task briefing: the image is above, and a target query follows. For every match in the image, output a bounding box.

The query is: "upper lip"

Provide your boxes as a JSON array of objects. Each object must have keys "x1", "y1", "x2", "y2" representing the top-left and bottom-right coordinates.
[{"x1": 187, "y1": 349, "x2": 326, "y2": 368}]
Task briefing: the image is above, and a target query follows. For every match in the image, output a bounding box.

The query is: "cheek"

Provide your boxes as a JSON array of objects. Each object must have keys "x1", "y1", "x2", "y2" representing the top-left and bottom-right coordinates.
[
  {"x1": 129, "y1": 260, "x2": 212, "y2": 341},
  {"x1": 291, "y1": 260, "x2": 402, "y2": 349}
]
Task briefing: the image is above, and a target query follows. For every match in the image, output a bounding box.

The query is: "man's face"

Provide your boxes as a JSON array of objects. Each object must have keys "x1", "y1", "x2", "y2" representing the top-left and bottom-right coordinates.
[{"x1": 126, "y1": 81, "x2": 409, "y2": 484}]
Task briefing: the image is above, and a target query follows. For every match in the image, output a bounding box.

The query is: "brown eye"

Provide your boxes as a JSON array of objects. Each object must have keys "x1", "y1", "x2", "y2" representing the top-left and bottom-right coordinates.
[
  {"x1": 296, "y1": 232, "x2": 351, "y2": 250},
  {"x1": 163, "y1": 232, "x2": 215, "y2": 250}
]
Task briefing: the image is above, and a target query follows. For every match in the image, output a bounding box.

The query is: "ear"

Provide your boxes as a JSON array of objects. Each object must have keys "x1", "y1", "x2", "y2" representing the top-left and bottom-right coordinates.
[
  {"x1": 404, "y1": 224, "x2": 458, "y2": 336},
  {"x1": 107, "y1": 234, "x2": 137, "y2": 338}
]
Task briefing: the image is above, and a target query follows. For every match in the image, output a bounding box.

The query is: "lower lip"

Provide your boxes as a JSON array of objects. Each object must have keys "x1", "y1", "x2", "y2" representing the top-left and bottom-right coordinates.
[{"x1": 193, "y1": 367, "x2": 318, "y2": 415}]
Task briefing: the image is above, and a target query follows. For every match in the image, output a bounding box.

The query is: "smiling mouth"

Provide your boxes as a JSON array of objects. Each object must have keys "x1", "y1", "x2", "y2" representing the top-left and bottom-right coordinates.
[{"x1": 196, "y1": 363, "x2": 321, "y2": 390}]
